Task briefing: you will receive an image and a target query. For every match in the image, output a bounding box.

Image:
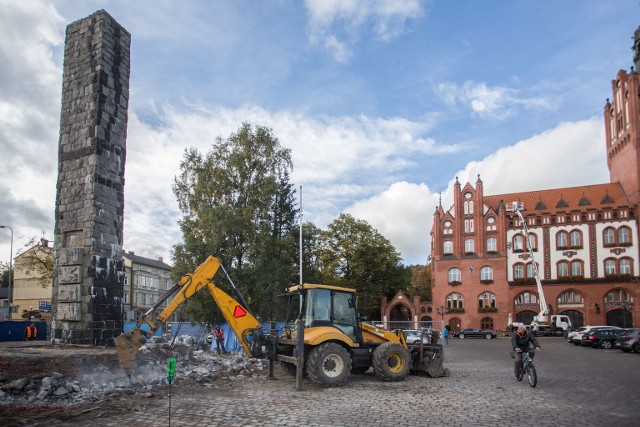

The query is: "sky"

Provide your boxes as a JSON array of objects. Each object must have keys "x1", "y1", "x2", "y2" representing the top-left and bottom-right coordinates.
[{"x1": 0, "y1": 0, "x2": 638, "y2": 268}]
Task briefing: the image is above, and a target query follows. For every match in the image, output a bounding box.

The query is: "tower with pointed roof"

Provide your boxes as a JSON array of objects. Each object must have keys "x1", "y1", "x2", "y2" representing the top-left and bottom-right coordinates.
[{"x1": 605, "y1": 26, "x2": 640, "y2": 206}]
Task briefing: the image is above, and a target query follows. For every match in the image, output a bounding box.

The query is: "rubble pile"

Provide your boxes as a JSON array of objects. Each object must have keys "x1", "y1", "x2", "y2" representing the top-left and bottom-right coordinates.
[{"x1": 0, "y1": 338, "x2": 269, "y2": 406}]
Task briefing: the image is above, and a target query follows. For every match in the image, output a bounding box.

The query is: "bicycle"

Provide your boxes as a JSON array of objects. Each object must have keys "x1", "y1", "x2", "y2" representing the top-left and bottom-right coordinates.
[{"x1": 515, "y1": 348, "x2": 537, "y2": 387}]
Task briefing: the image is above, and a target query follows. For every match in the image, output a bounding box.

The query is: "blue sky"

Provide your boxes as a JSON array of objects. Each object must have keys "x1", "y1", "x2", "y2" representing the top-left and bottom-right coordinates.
[{"x1": 0, "y1": 0, "x2": 638, "y2": 267}]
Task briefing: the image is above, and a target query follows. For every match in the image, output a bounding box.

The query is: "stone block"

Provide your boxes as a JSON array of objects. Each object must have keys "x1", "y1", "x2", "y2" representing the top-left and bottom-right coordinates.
[
  {"x1": 57, "y1": 247, "x2": 84, "y2": 266},
  {"x1": 58, "y1": 284, "x2": 81, "y2": 302},
  {"x1": 57, "y1": 303, "x2": 82, "y2": 321}
]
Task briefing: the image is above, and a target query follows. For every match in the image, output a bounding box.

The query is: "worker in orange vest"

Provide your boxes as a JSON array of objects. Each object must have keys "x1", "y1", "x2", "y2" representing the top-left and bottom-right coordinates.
[
  {"x1": 213, "y1": 325, "x2": 226, "y2": 354},
  {"x1": 25, "y1": 323, "x2": 38, "y2": 341}
]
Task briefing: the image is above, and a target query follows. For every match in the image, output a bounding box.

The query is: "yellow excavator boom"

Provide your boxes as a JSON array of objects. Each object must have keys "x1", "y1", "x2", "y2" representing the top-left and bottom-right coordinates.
[{"x1": 115, "y1": 256, "x2": 262, "y2": 376}]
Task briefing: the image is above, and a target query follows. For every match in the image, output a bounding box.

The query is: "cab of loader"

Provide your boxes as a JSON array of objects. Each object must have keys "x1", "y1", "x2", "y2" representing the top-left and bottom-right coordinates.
[{"x1": 286, "y1": 284, "x2": 362, "y2": 344}]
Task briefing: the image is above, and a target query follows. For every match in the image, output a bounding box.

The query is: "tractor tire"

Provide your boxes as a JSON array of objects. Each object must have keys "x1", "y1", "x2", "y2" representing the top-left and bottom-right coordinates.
[
  {"x1": 372, "y1": 342, "x2": 411, "y2": 382},
  {"x1": 306, "y1": 342, "x2": 351, "y2": 387}
]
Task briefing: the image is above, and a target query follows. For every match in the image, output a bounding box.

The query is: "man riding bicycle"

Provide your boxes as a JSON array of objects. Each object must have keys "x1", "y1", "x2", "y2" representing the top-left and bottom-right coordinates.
[{"x1": 511, "y1": 325, "x2": 541, "y2": 379}]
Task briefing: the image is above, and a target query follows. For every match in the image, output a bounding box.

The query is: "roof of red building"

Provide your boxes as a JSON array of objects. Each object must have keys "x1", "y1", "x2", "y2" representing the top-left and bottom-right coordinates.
[{"x1": 482, "y1": 182, "x2": 630, "y2": 215}]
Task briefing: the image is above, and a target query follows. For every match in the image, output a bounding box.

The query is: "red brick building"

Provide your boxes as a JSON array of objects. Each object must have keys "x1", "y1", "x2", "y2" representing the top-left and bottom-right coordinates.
[{"x1": 430, "y1": 26, "x2": 640, "y2": 333}]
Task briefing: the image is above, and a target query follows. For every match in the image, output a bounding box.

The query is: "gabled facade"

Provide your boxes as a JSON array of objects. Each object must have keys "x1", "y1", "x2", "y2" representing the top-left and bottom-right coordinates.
[
  {"x1": 122, "y1": 251, "x2": 173, "y2": 322},
  {"x1": 432, "y1": 181, "x2": 638, "y2": 332},
  {"x1": 11, "y1": 241, "x2": 53, "y2": 321},
  {"x1": 430, "y1": 26, "x2": 640, "y2": 332}
]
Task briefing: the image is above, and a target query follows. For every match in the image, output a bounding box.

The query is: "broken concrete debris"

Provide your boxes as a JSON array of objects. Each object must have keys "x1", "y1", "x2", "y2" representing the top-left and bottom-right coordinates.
[{"x1": 0, "y1": 340, "x2": 268, "y2": 406}]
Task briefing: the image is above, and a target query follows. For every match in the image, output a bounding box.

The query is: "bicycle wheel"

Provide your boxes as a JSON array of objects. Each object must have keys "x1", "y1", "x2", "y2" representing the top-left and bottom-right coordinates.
[{"x1": 527, "y1": 364, "x2": 537, "y2": 387}]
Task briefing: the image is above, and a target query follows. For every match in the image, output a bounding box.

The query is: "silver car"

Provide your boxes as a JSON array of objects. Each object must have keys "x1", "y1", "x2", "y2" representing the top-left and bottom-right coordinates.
[{"x1": 403, "y1": 329, "x2": 430, "y2": 345}]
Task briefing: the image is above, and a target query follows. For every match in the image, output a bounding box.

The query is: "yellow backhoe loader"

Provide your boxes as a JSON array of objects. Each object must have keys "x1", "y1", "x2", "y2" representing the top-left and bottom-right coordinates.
[{"x1": 115, "y1": 256, "x2": 448, "y2": 387}]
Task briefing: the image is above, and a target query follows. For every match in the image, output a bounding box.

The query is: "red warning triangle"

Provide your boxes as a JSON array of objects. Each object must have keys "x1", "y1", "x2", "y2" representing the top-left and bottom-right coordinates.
[{"x1": 233, "y1": 305, "x2": 247, "y2": 318}]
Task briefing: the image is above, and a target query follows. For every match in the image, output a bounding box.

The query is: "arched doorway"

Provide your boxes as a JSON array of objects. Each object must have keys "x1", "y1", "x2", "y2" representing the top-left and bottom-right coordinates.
[
  {"x1": 516, "y1": 310, "x2": 536, "y2": 325},
  {"x1": 388, "y1": 303, "x2": 412, "y2": 330},
  {"x1": 560, "y1": 310, "x2": 584, "y2": 329},
  {"x1": 606, "y1": 309, "x2": 633, "y2": 328},
  {"x1": 448, "y1": 317, "x2": 462, "y2": 333}
]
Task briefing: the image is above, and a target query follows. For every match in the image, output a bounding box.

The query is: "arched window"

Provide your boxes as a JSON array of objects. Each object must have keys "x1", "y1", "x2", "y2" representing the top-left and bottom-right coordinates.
[
  {"x1": 620, "y1": 258, "x2": 632, "y2": 275},
  {"x1": 557, "y1": 261, "x2": 569, "y2": 278},
  {"x1": 526, "y1": 234, "x2": 537, "y2": 251},
  {"x1": 448, "y1": 268, "x2": 462, "y2": 284},
  {"x1": 481, "y1": 317, "x2": 494, "y2": 330},
  {"x1": 618, "y1": 227, "x2": 631, "y2": 245},
  {"x1": 480, "y1": 266, "x2": 493, "y2": 282},
  {"x1": 446, "y1": 293, "x2": 464, "y2": 309},
  {"x1": 606, "y1": 289, "x2": 631, "y2": 303},
  {"x1": 526, "y1": 263, "x2": 536, "y2": 279},
  {"x1": 513, "y1": 263, "x2": 524, "y2": 279},
  {"x1": 463, "y1": 199, "x2": 473, "y2": 215},
  {"x1": 556, "y1": 231, "x2": 568, "y2": 249},
  {"x1": 571, "y1": 261, "x2": 583, "y2": 277},
  {"x1": 478, "y1": 292, "x2": 496, "y2": 308},
  {"x1": 603, "y1": 227, "x2": 615, "y2": 246},
  {"x1": 465, "y1": 239, "x2": 475, "y2": 254},
  {"x1": 513, "y1": 234, "x2": 524, "y2": 252},
  {"x1": 604, "y1": 259, "x2": 616, "y2": 276},
  {"x1": 443, "y1": 241, "x2": 453, "y2": 255},
  {"x1": 515, "y1": 292, "x2": 537, "y2": 306},
  {"x1": 570, "y1": 230, "x2": 582, "y2": 248},
  {"x1": 486, "y1": 237, "x2": 497, "y2": 252},
  {"x1": 557, "y1": 290, "x2": 584, "y2": 305}
]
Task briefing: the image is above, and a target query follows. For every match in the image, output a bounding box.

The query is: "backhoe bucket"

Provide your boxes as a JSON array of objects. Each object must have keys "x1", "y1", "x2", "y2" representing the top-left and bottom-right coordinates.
[{"x1": 115, "y1": 328, "x2": 148, "y2": 377}]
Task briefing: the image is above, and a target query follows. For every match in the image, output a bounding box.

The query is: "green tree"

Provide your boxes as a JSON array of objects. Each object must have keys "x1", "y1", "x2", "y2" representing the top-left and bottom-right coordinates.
[
  {"x1": 293, "y1": 221, "x2": 323, "y2": 285},
  {"x1": 314, "y1": 213, "x2": 409, "y2": 318},
  {"x1": 408, "y1": 263, "x2": 431, "y2": 302},
  {"x1": 171, "y1": 123, "x2": 298, "y2": 321},
  {"x1": 0, "y1": 261, "x2": 11, "y2": 288},
  {"x1": 16, "y1": 238, "x2": 53, "y2": 288}
]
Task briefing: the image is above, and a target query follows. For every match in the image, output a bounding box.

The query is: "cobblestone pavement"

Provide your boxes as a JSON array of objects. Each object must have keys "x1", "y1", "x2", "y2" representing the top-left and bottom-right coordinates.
[{"x1": 20, "y1": 337, "x2": 640, "y2": 426}]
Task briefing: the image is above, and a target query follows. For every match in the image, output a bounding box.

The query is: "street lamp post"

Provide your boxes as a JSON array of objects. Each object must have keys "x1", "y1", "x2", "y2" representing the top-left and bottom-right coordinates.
[{"x1": 0, "y1": 225, "x2": 13, "y2": 318}]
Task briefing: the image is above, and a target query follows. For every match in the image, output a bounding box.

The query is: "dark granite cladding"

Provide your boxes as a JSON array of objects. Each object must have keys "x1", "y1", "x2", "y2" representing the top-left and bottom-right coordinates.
[{"x1": 51, "y1": 10, "x2": 130, "y2": 346}]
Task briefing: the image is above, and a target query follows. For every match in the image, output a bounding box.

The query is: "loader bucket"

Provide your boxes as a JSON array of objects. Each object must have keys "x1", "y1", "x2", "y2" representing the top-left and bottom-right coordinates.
[
  {"x1": 411, "y1": 344, "x2": 450, "y2": 378},
  {"x1": 115, "y1": 328, "x2": 148, "y2": 377}
]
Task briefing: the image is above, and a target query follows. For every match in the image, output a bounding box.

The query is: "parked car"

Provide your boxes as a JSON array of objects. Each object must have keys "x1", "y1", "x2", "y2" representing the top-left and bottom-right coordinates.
[
  {"x1": 584, "y1": 328, "x2": 627, "y2": 349},
  {"x1": 615, "y1": 328, "x2": 640, "y2": 353},
  {"x1": 567, "y1": 326, "x2": 589, "y2": 343},
  {"x1": 403, "y1": 329, "x2": 431, "y2": 344},
  {"x1": 571, "y1": 326, "x2": 620, "y2": 345},
  {"x1": 454, "y1": 328, "x2": 496, "y2": 339}
]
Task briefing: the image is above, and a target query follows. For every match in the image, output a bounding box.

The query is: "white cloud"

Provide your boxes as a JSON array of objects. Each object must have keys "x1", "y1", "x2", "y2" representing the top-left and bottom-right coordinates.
[
  {"x1": 448, "y1": 118, "x2": 607, "y2": 198},
  {"x1": 435, "y1": 81, "x2": 553, "y2": 120},
  {"x1": 346, "y1": 181, "x2": 437, "y2": 265},
  {"x1": 305, "y1": 0, "x2": 424, "y2": 62},
  {"x1": 0, "y1": 0, "x2": 63, "y2": 256},
  {"x1": 345, "y1": 118, "x2": 608, "y2": 265},
  {"x1": 122, "y1": 104, "x2": 460, "y2": 261}
]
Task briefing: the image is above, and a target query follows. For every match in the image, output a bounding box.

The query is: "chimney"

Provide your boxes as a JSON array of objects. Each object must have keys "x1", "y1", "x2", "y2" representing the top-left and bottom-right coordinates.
[
  {"x1": 128, "y1": 251, "x2": 134, "y2": 255},
  {"x1": 158, "y1": 257, "x2": 163, "y2": 263}
]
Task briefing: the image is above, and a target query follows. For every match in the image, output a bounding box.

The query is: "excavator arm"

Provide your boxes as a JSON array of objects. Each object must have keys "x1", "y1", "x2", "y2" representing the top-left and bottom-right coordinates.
[{"x1": 115, "y1": 256, "x2": 263, "y2": 377}]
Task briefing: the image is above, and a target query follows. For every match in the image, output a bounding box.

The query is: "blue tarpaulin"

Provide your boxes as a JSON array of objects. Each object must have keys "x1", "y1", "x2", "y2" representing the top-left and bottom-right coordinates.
[{"x1": 0, "y1": 320, "x2": 47, "y2": 342}]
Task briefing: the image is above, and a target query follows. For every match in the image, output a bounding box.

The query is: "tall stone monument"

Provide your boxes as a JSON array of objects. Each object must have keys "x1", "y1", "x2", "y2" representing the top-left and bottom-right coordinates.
[{"x1": 51, "y1": 10, "x2": 130, "y2": 345}]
